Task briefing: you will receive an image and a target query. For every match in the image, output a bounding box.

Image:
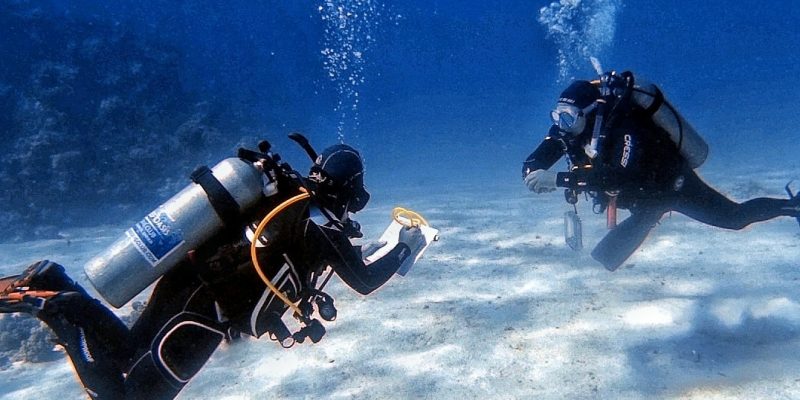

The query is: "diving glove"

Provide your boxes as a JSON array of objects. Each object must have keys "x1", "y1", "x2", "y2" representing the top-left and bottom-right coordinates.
[{"x1": 398, "y1": 226, "x2": 425, "y2": 255}]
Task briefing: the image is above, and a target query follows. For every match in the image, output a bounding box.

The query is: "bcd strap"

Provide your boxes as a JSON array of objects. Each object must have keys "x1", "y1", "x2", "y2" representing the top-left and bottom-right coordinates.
[{"x1": 191, "y1": 166, "x2": 241, "y2": 229}]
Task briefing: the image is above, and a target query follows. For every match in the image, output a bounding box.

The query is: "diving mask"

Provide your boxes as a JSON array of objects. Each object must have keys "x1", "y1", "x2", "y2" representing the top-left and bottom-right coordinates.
[{"x1": 550, "y1": 102, "x2": 597, "y2": 135}]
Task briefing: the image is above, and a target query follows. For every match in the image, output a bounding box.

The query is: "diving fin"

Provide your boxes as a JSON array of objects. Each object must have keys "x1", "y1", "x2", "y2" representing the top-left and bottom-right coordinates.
[
  {"x1": 1, "y1": 272, "x2": 60, "y2": 314},
  {"x1": 0, "y1": 273, "x2": 24, "y2": 307},
  {"x1": 0, "y1": 273, "x2": 22, "y2": 292},
  {"x1": 786, "y1": 181, "x2": 800, "y2": 228},
  {"x1": 0, "y1": 260, "x2": 78, "y2": 314},
  {"x1": 591, "y1": 212, "x2": 660, "y2": 271}
]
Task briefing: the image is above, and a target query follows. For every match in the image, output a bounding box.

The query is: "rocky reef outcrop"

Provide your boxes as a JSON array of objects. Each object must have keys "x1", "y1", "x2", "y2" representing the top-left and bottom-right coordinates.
[{"x1": 0, "y1": 1, "x2": 239, "y2": 242}]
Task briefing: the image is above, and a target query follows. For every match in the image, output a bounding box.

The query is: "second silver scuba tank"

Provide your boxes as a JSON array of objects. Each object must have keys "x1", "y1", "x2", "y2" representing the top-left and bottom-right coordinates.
[
  {"x1": 630, "y1": 81, "x2": 709, "y2": 168},
  {"x1": 84, "y1": 157, "x2": 265, "y2": 308}
]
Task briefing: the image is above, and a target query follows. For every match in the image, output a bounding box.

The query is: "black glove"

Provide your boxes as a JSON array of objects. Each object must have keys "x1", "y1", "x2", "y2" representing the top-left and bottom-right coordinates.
[{"x1": 398, "y1": 226, "x2": 425, "y2": 254}]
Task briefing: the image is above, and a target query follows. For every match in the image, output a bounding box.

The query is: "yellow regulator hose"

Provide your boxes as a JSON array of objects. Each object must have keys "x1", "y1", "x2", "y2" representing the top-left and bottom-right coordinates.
[{"x1": 250, "y1": 190, "x2": 310, "y2": 316}]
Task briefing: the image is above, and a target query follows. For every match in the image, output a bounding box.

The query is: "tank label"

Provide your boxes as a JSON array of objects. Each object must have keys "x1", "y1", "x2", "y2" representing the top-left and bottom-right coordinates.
[{"x1": 126, "y1": 209, "x2": 185, "y2": 267}]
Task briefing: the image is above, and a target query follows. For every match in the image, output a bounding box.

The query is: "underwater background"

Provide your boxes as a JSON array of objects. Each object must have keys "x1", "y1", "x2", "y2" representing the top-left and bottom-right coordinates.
[
  {"x1": 3, "y1": 1, "x2": 800, "y2": 398},
  {"x1": 1, "y1": 0, "x2": 799, "y2": 239}
]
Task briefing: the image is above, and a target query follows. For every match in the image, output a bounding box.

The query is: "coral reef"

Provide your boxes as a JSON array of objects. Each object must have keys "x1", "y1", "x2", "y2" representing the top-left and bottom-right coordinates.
[
  {"x1": 0, "y1": 314, "x2": 59, "y2": 369},
  {"x1": 0, "y1": 2, "x2": 238, "y2": 242}
]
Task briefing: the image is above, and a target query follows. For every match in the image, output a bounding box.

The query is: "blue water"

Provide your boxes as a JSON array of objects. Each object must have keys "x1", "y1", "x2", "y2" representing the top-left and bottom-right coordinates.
[
  {"x1": 3, "y1": 2, "x2": 800, "y2": 397},
  {"x1": 2, "y1": 0, "x2": 800, "y2": 232}
]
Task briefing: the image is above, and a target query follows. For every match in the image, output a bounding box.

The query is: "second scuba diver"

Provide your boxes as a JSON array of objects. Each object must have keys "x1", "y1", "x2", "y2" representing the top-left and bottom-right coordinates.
[
  {"x1": 0, "y1": 136, "x2": 427, "y2": 399},
  {"x1": 522, "y1": 70, "x2": 800, "y2": 271}
]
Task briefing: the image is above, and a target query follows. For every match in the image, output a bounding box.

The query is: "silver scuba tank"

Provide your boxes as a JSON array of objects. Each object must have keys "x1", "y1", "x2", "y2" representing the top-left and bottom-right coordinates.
[
  {"x1": 84, "y1": 157, "x2": 265, "y2": 308},
  {"x1": 630, "y1": 81, "x2": 709, "y2": 168}
]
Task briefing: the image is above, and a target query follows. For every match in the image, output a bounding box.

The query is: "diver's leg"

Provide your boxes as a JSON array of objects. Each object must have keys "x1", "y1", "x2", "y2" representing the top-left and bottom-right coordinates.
[
  {"x1": 38, "y1": 292, "x2": 131, "y2": 398},
  {"x1": 2, "y1": 260, "x2": 132, "y2": 398},
  {"x1": 124, "y1": 310, "x2": 226, "y2": 399},
  {"x1": 674, "y1": 170, "x2": 798, "y2": 230},
  {"x1": 123, "y1": 261, "x2": 227, "y2": 399},
  {"x1": 591, "y1": 208, "x2": 664, "y2": 271}
]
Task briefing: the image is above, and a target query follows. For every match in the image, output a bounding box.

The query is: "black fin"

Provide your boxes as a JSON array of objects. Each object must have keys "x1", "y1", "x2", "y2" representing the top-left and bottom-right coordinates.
[
  {"x1": 591, "y1": 212, "x2": 660, "y2": 271},
  {"x1": 786, "y1": 181, "x2": 800, "y2": 227}
]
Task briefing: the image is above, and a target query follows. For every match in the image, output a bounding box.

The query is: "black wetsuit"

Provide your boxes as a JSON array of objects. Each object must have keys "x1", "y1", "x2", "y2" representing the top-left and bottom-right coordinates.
[
  {"x1": 523, "y1": 108, "x2": 799, "y2": 271},
  {"x1": 30, "y1": 196, "x2": 413, "y2": 399}
]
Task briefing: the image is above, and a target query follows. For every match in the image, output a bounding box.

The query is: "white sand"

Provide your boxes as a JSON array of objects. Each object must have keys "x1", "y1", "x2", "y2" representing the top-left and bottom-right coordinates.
[{"x1": 1, "y1": 163, "x2": 799, "y2": 399}]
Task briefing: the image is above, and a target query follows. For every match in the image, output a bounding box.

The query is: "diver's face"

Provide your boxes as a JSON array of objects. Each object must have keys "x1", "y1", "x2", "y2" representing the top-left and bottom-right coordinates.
[{"x1": 550, "y1": 102, "x2": 587, "y2": 137}]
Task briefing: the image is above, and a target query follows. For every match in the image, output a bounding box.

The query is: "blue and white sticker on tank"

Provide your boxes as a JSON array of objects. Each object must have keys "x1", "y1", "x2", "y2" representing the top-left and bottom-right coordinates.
[{"x1": 126, "y1": 209, "x2": 185, "y2": 267}]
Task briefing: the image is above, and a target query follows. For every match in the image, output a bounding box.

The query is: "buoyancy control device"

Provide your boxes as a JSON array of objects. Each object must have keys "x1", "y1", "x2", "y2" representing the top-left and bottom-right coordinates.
[
  {"x1": 596, "y1": 71, "x2": 708, "y2": 225},
  {"x1": 562, "y1": 70, "x2": 710, "y2": 247},
  {"x1": 85, "y1": 141, "x2": 295, "y2": 308},
  {"x1": 588, "y1": 70, "x2": 708, "y2": 168}
]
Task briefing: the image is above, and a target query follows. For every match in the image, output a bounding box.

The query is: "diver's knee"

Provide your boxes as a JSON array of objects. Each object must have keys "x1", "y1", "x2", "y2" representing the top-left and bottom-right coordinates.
[{"x1": 125, "y1": 311, "x2": 226, "y2": 397}]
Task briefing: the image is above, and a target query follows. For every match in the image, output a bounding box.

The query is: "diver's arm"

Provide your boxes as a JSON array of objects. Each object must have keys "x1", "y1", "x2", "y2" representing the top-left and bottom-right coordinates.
[
  {"x1": 334, "y1": 242, "x2": 412, "y2": 295},
  {"x1": 307, "y1": 222, "x2": 410, "y2": 295},
  {"x1": 521, "y1": 127, "x2": 566, "y2": 178}
]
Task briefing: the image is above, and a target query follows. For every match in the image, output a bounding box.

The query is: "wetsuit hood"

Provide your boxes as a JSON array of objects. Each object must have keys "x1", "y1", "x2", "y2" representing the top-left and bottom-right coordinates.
[{"x1": 308, "y1": 144, "x2": 370, "y2": 218}]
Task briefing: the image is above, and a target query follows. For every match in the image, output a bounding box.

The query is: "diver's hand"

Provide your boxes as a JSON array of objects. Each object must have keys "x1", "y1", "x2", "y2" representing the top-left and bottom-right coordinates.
[
  {"x1": 398, "y1": 226, "x2": 425, "y2": 254},
  {"x1": 361, "y1": 240, "x2": 387, "y2": 258},
  {"x1": 524, "y1": 169, "x2": 557, "y2": 193}
]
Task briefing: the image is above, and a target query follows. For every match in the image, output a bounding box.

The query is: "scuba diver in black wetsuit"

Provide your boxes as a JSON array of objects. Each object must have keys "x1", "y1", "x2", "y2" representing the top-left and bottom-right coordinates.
[
  {"x1": 522, "y1": 70, "x2": 800, "y2": 271},
  {"x1": 0, "y1": 139, "x2": 426, "y2": 399}
]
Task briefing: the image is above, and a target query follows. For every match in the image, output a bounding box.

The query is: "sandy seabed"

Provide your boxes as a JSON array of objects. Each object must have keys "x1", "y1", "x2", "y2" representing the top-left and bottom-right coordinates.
[{"x1": 1, "y1": 165, "x2": 799, "y2": 400}]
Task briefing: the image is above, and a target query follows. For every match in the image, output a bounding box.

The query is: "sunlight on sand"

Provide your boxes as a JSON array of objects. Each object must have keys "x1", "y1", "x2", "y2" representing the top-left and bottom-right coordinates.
[
  {"x1": 663, "y1": 279, "x2": 716, "y2": 297},
  {"x1": 751, "y1": 297, "x2": 800, "y2": 321},
  {"x1": 388, "y1": 344, "x2": 462, "y2": 377},
  {"x1": 711, "y1": 297, "x2": 800, "y2": 328},
  {"x1": 496, "y1": 233, "x2": 561, "y2": 249},
  {"x1": 513, "y1": 279, "x2": 557, "y2": 296},
  {"x1": 3, "y1": 169, "x2": 800, "y2": 399},
  {"x1": 621, "y1": 300, "x2": 695, "y2": 332}
]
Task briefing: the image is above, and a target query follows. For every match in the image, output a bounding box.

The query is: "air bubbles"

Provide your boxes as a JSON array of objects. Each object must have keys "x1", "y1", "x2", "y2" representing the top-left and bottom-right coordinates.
[
  {"x1": 538, "y1": 0, "x2": 622, "y2": 81},
  {"x1": 318, "y1": 0, "x2": 388, "y2": 143}
]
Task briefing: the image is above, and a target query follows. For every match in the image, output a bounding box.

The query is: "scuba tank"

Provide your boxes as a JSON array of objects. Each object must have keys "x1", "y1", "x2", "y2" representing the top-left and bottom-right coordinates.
[
  {"x1": 85, "y1": 134, "x2": 345, "y2": 349},
  {"x1": 630, "y1": 80, "x2": 709, "y2": 168},
  {"x1": 587, "y1": 72, "x2": 708, "y2": 169},
  {"x1": 85, "y1": 157, "x2": 267, "y2": 308},
  {"x1": 579, "y1": 71, "x2": 709, "y2": 238}
]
